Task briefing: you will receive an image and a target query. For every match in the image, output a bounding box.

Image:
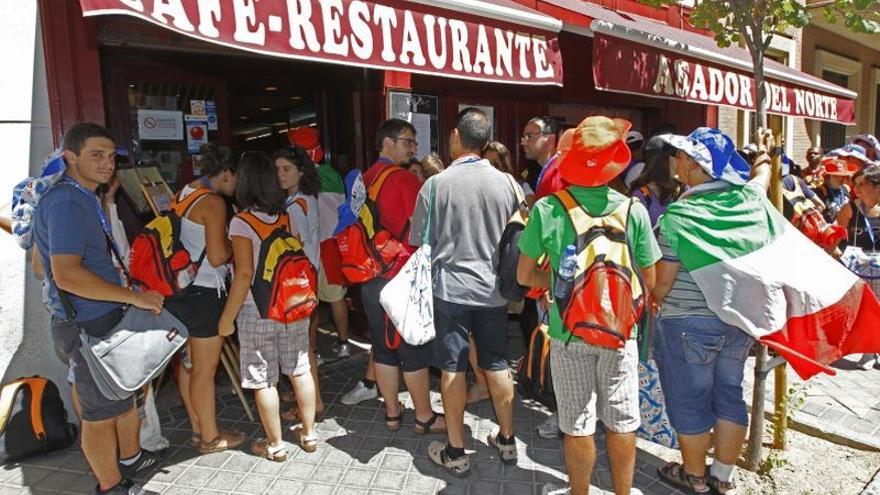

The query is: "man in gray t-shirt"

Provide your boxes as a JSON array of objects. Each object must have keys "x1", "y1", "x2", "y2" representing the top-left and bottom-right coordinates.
[{"x1": 410, "y1": 107, "x2": 519, "y2": 476}]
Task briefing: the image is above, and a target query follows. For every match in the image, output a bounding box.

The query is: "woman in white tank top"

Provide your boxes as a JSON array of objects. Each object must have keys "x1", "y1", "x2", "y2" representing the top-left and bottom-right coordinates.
[
  {"x1": 163, "y1": 145, "x2": 247, "y2": 455},
  {"x1": 274, "y1": 147, "x2": 326, "y2": 421}
]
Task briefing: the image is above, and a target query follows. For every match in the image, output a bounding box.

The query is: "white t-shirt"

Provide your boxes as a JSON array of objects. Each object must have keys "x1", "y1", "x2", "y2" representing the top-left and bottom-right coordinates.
[{"x1": 286, "y1": 192, "x2": 320, "y2": 269}]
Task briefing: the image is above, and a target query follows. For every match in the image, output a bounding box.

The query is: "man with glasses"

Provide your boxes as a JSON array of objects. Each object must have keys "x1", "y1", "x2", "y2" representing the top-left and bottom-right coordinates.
[
  {"x1": 358, "y1": 118, "x2": 448, "y2": 436},
  {"x1": 522, "y1": 116, "x2": 565, "y2": 200}
]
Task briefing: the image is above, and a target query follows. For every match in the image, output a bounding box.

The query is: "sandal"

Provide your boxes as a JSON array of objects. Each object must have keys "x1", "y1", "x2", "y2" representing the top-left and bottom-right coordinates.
[
  {"x1": 657, "y1": 462, "x2": 710, "y2": 494},
  {"x1": 291, "y1": 426, "x2": 318, "y2": 453},
  {"x1": 250, "y1": 438, "x2": 288, "y2": 462},
  {"x1": 198, "y1": 429, "x2": 246, "y2": 455},
  {"x1": 708, "y1": 474, "x2": 738, "y2": 495},
  {"x1": 385, "y1": 402, "x2": 404, "y2": 432},
  {"x1": 189, "y1": 433, "x2": 201, "y2": 448},
  {"x1": 413, "y1": 411, "x2": 447, "y2": 435}
]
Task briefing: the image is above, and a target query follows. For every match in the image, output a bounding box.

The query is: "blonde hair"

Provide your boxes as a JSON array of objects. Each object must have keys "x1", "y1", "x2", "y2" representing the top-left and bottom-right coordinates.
[{"x1": 420, "y1": 153, "x2": 444, "y2": 179}]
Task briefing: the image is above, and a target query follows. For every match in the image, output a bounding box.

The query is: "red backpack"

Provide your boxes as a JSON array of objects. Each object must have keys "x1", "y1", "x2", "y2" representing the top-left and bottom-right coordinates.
[
  {"x1": 336, "y1": 167, "x2": 405, "y2": 284},
  {"x1": 238, "y1": 212, "x2": 317, "y2": 324},
  {"x1": 129, "y1": 188, "x2": 214, "y2": 296},
  {"x1": 552, "y1": 190, "x2": 646, "y2": 349}
]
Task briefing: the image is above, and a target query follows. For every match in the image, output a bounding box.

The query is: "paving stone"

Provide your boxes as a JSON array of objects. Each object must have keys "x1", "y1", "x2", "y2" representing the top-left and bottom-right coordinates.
[
  {"x1": 379, "y1": 453, "x2": 411, "y2": 472},
  {"x1": 340, "y1": 467, "x2": 376, "y2": 486},
  {"x1": 268, "y1": 478, "x2": 305, "y2": 494},
  {"x1": 202, "y1": 470, "x2": 246, "y2": 491},
  {"x1": 232, "y1": 473, "x2": 275, "y2": 494},
  {"x1": 174, "y1": 466, "x2": 216, "y2": 489}
]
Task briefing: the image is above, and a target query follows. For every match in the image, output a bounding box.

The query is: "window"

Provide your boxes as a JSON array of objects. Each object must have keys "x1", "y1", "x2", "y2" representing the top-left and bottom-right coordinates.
[{"x1": 821, "y1": 70, "x2": 849, "y2": 150}]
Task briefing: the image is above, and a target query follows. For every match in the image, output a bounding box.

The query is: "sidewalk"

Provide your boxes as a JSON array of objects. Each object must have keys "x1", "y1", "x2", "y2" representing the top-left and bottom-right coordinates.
[
  {"x1": 743, "y1": 354, "x2": 880, "y2": 451},
  {"x1": 0, "y1": 322, "x2": 687, "y2": 495}
]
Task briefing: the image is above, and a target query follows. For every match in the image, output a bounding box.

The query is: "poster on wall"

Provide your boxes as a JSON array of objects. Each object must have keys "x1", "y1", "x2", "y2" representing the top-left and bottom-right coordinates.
[
  {"x1": 137, "y1": 109, "x2": 183, "y2": 141},
  {"x1": 190, "y1": 100, "x2": 206, "y2": 115},
  {"x1": 457, "y1": 104, "x2": 495, "y2": 140},
  {"x1": 387, "y1": 91, "x2": 439, "y2": 159},
  {"x1": 185, "y1": 114, "x2": 209, "y2": 154}
]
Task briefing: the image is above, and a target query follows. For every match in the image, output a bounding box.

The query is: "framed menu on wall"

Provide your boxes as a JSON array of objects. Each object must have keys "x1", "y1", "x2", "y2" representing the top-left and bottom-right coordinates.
[{"x1": 387, "y1": 91, "x2": 439, "y2": 159}]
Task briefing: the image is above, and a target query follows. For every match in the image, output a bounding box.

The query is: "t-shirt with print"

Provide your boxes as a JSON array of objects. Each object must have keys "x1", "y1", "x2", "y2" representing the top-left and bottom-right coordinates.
[
  {"x1": 286, "y1": 193, "x2": 320, "y2": 269},
  {"x1": 409, "y1": 157, "x2": 519, "y2": 307},
  {"x1": 228, "y1": 210, "x2": 283, "y2": 307},
  {"x1": 518, "y1": 185, "x2": 662, "y2": 342},
  {"x1": 33, "y1": 180, "x2": 124, "y2": 322}
]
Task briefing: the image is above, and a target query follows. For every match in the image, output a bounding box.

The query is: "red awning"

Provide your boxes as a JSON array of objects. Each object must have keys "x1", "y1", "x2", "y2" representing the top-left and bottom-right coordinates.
[
  {"x1": 79, "y1": 0, "x2": 564, "y2": 86},
  {"x1": 541, "y1": 0, "x2": 857, "y2": 124}
]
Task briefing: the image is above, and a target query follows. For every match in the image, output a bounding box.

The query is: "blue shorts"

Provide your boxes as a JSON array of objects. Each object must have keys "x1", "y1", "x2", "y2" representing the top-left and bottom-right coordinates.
[
  {"x1": 653, "y1": 316, "x2": 754, "y2": 435},
  {"x1": 433, "y1": 299, "x2": 509, "y2": 373}
]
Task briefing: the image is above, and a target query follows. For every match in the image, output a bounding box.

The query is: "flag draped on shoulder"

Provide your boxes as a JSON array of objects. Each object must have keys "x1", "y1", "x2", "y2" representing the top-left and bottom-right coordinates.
[{"x1": 660, "y1": 181, "x2": 880, "y2": 379}]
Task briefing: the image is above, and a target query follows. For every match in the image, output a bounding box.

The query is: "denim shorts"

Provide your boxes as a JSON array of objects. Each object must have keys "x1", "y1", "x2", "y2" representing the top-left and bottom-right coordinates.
[
  {"x1": 653, "y1": 316, "x2": 754, "y2": 435},
  {"x1": 433, "y1": 299, "x2": 509, "y2": 373}
]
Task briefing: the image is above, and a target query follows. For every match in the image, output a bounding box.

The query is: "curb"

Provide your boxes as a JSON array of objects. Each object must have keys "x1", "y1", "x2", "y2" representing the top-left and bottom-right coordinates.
[{"x1": 748, "y1": 403, "x2": 880, "y2": 452}]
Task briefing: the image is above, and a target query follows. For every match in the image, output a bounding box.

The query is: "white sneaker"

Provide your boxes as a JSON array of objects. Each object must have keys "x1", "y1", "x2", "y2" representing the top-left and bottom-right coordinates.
[
  {"x1": 537, "y1": 413, "x2": 560, "y2": 439},
  {"x1": 857, "y1": 353, "x2": 878, "y2": 370},
  {"x1": 332, "y1": 341, "x2": 351, "y2": 359},
  {"x1": 341, "y1": 381, "x2": 378, "y2": 405},
  {"x1": 541, "y1": 484, "x2": 570, "y2": 495}
]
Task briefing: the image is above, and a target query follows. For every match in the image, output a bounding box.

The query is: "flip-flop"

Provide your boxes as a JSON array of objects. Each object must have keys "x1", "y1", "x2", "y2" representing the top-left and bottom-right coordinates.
[{"x1": 657, "y1": 462, "x2": 710, "y2": 494}]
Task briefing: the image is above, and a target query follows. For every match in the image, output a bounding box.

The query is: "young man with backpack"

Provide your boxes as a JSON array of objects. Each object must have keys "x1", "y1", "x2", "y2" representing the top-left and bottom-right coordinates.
[
  {"x1": 410, "y1": 108, "x2": 520, "y2": 476},
  {"x1": 357, "y1": 118, "x2": 446, "y2": 435},
  {"x1": 34, "y1": 123, "x2": 163, "y2": 495},
  {"x1": 518, "y1": 116, "x2": 661, "y2": 495}
]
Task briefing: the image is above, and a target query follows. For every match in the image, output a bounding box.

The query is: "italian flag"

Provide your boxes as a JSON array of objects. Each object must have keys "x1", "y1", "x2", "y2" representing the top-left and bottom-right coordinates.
[{"x1": 660, "y1": 182, "x2": 880, "y2": 380}]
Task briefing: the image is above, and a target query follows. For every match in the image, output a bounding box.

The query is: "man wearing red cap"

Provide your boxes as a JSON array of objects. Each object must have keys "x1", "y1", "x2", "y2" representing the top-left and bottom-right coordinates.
[{"x1": 518, "y1": 116, "x2": 661, "y2": 495}]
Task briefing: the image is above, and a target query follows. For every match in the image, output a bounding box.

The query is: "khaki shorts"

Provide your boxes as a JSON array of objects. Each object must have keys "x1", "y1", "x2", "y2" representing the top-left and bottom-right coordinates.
[
  {"x1": 237, "y1": 304, "x2": 311, "y2": 389},
  {"x1": 317, "y1": 267, "x2": 346, "y2": 302},
  {"x1": 550, "y1": 338, "x2": 640, "y2": 437}
]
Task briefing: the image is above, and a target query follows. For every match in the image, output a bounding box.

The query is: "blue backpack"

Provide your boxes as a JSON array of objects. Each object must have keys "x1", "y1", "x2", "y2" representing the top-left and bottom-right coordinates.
[{"x1": 10, "y1": 150, "x2": 66, "y2": 249}]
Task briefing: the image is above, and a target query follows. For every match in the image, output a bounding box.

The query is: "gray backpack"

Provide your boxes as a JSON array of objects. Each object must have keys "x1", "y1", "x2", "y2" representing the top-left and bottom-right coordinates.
[{"x1": 78, "y1": 307, "x2": 187, "y2": 401}]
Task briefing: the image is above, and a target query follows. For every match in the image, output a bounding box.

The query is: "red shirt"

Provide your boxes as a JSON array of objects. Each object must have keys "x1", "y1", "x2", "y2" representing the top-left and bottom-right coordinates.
[
  {"x1": 534, "y1": 154, "x2": 568, "y2": 200},
  {"x1": 363, "y1": 159, "x2": 421, "y2": 277}
]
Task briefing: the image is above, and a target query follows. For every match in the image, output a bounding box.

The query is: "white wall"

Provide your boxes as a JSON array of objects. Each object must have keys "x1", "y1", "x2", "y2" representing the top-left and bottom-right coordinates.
[{"x1": 0, "y1": 1, "x2": 74, "y2": 416}]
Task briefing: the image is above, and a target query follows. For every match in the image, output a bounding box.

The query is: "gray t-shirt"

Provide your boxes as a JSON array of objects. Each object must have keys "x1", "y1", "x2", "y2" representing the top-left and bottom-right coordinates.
[
  {"x1": 657, "y1": 232, "x2": 717, "y2": 318},
  {"x1": 410, "y1": 157, "x2": 519, "y2": 307}
]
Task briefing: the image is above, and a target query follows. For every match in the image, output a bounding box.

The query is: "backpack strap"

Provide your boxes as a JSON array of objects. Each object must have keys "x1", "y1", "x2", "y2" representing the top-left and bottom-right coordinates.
[
  {"x1": 238, "y1": 212, "x2": 290, "y2": 241},
  {"x1": 171, "y1": 188, "x2": 215, "y2": 218},
  {"x1": 292, "y1": 197, "x2": 309, "y2": 215},
  {"x1": 367, "y1": 167, "x2": 402, "y2": 201},
  {"x1": 0, "y1": 378, "x2": 45, "y2": 439}
]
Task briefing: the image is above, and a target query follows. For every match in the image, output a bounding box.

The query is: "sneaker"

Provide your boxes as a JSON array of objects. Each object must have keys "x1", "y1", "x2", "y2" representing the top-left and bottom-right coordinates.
[
  {"x1": 341, "y1": 380, "x2": 378, "y2": 405},
  {"x1": 118, "y1": 450, "x2": 162, "y2": 480},
  {"x1": 331, "y1": 340, "x2": 351, "y2": 359},
  {"x1": 541, "y1": 484, "x2": 570, "y2": 495},
  {"x1": 95, "y1": 479, "x2": 159, "y2": 495},
  {"x1": 315, "y1": 353, "x2": 325, "y2": 367},
  {"x1": 537, "y1": 413, "x2": 560, "y2": 439},
  {"x1": 487, "y1": 432, "x2": 518, "y2": 465},
  {"x1": 857, "y1": 353, "x2": 879, "y2": 370},
  {"x1": 427, "y1": 441, "x2": 472, "y2": 477}
]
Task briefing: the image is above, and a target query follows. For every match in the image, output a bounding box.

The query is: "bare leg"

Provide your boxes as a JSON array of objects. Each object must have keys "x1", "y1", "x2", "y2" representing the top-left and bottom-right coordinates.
[
  {"x1": 605, "y1": 431, "x2": 636, "y2": 495},
  {"x1": 308, "y1": 312, "x2": 325, "y2": 413},
  {"x1": 565, "y1": 435, "x2": 597, "y2": 495},
  {"x1": 374, "y1": 362, "x2": 402, "y2": 421},
  {"x1": 365, "y1": 354, "x2": 376, "y2": 381},
  {"x1": 678, "y1": 431, "x2": 712, "y2": 477},
  {"x1": 291, "y1": 373, "x2": 316, "y2": 438},
  {"x1": 483, "y1": 369, "x2": 514, "y2": 437},
  {"x1": 467, "y1": 336, "x2": 490, "y2": 404},
  {"x1": 254, "y1": 386, "x2": 283, "y2": 447},
  {"x1": 189, "y1": 336, "x2": 224, "y2": 442},
  {"x1": 115, "y1": 404, "x2": 141, "y2": 460},
  {"x1": 177, "y1": 346, "x2": 200, "y2": 437},
  {"x1": 403, "y1": 369, "x2": 446, "y2": 430},
  {"x1": 440, "y1": 371, "x2": 467, "y2": 447},
  {"x1": 330, "y1": 299, "x2": 349, "y2": 341},
  {"x1": 712, "y1": 419, "x2": 748, "y2": 465},
  {"x1": 81, "y1": 415, "x2": 123, "y2": 491}
]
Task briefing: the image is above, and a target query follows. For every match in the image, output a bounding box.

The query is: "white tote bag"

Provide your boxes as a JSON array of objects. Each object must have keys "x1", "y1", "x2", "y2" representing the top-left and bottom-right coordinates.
[{"x1": 380, "y1": 181, "x2": 436, "y2": 346}]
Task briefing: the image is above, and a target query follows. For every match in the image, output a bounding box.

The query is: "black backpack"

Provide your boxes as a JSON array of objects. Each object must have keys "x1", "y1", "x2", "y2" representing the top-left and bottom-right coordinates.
[
  {"x1": 515, "y1": 321, "x2": 556, "y2": 411},
  {"x1": 0, "y1": 377, "x2": 77, "y2": 462},
  {"x1": 497, "y1": 174, "x2": 530, "y2": 302}
]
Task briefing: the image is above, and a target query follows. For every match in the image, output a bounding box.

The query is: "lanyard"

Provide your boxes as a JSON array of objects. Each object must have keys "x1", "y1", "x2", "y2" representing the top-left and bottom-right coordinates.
[
  {"x1": 199, "y1": 175, "x2": 214, "y2": 190},
  {"x1": 860, "y1": 203, "x2": 878, "y2": 248},
  {"x1": 376, "y1": 157, "x2": 397, "y2": 166},
  {"x1": 59, "y1": 176, "x2": 126, "y2": 272},
  {"x1": 451, "y1": 155, "x2": 481, "y2": 167}
]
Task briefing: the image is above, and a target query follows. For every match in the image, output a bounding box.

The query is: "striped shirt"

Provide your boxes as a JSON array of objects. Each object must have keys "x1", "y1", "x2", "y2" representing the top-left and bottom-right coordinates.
[{"x1": 657, "y1": 232, "x2": 717, "y2": 319}]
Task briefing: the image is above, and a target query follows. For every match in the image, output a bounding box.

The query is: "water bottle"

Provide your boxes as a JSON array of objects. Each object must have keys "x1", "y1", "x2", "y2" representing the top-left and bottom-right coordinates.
[{"x1": 554, "y1": 245, "x2": 577, "y2": 302}]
